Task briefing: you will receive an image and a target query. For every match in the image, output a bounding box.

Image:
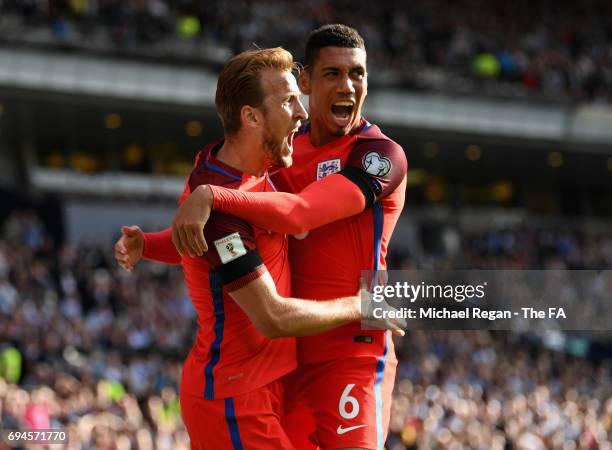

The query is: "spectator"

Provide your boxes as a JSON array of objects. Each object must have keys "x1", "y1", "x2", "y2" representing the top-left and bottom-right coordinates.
[
  {"x1": 0, "y1": 0, "x2": 610, "y2": 101},
  {"x1": 0, "y1": 209, "x2": 610, "y2": 448}
]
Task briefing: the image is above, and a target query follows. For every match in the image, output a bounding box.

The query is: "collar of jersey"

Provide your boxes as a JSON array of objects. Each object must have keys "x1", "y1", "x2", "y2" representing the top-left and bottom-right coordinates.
[
  {"x1": 205, "y1": 140, "x2": 243, "y2": 182},
  {"x1": 299, "y1": 117, "x2": 370, "y2": 150}
]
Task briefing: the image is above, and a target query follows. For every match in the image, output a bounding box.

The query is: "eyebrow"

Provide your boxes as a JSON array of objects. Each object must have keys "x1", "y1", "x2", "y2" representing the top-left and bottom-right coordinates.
[
  {"x1": 280, "y1": 90, "x2": 300, "y2": 100},
  {"x1": 320, "y1": 65, "x2": 366, "y2": 72}
]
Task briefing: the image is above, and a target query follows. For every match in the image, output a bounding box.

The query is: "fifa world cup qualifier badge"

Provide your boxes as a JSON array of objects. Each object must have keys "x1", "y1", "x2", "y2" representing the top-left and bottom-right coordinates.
[
  {"x1": 362, "y1": 151, "x2": 392, "y2": 177},
  {"x1": 214, "y1": 233, "x2": 247, "y2": 263}
]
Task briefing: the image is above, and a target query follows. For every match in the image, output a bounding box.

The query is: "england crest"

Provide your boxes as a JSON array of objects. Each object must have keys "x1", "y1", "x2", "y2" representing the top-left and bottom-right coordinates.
[{"x1": 316, "y1": 158, "x2": 341, "y2": 180}]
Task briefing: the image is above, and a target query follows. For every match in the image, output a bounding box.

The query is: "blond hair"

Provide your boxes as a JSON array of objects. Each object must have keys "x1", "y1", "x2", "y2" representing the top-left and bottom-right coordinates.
[{"x1": 216, "y1": 47, "x2": 295, "y2": 135}]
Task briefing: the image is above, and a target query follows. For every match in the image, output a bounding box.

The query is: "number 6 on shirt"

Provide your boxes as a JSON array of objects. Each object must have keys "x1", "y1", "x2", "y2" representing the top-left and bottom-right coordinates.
[{"x1": 339, "y1": 383, "x2": 360, "y2": 420}]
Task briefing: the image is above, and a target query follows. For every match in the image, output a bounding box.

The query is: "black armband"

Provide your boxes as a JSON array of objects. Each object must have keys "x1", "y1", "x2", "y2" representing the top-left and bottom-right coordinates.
[
  {"x1": 340, "y1": 166, "x2": 380, "y2": 208},
  {"x1": 215, "y1": 250, "x2": 264, "y2": 286}
]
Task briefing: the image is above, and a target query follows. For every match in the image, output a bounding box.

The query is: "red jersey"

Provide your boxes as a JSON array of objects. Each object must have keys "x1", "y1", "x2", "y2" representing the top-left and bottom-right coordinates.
[
  {"x1": 179, "y1": 142, "x2": 296, "y2": 399},
  {"x1": 271, "y1": 119, "x2": 407, "y2": 364}
]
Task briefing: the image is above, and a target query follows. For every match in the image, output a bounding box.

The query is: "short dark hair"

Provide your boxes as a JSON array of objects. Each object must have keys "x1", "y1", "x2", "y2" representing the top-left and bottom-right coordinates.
[
  {"x1": 304, "y1": 24, "x2": 365, "y2": 69},
  {"x1": 216, "y1": 47, "x2": 295, "y2": 136}
]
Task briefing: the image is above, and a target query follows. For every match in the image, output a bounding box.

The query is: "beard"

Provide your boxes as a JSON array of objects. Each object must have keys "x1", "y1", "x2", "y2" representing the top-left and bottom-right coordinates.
[{"x1": 262, "y1": 125, "x2": 292, "y2": 169}]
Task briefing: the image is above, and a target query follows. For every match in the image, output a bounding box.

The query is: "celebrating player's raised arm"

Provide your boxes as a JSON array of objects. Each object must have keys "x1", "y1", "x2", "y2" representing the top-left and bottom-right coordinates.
[
  {"x1": 213, "y1": 138, "x2": 407, "y2": 234},
  {"x1": 172, "y1": 138, "x2": 407, "y2": 256},
  {"x1": 213, "y1": 172, "x2": 364, "y2": 234},
  {"x1": 173, "y1": 172, "x2": 363, "y2": 256}
]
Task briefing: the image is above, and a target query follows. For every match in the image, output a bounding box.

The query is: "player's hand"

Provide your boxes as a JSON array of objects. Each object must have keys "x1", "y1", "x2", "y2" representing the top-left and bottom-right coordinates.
[
  {"x1": 359, "y1": 287, "x2": 407, "y2": 336},
  {"x1": 114, "y1": 225, "x2": 144, "y2": 273},
  {"x1": 172, "y1": 185, "x2": 212, "y2": 257}
]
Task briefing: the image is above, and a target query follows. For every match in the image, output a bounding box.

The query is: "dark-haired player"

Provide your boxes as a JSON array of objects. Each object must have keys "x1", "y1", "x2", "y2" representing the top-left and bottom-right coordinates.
[{"x1": 169, "y1": 25, "x2": 408, "y2": 450}]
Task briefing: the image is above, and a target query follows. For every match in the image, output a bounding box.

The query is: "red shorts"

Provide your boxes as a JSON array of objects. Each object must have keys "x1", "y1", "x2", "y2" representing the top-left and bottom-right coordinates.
[
  {"x1": 180, "y1": 379, "x2": 295, "y2": 450},
  {"x1": 283, "y1": 342, "x2": 397, "y2": 449}
]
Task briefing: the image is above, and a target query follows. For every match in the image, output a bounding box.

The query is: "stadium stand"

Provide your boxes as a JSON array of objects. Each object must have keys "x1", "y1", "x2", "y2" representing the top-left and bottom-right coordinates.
[
  {"x1": 0, "y1": 0, "x2": 611, "y2": 101},
  {"x1": 1, "y1": 210, "x2": 611, "y2": 448},
  {"x1": 0, "y1": 210, "x2": 193, "y2": 449}
]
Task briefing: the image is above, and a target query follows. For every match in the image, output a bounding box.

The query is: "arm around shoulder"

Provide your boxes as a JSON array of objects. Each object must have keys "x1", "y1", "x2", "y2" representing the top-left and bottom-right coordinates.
[{"x1": 211, "y1": 173, "x2": 366, "y2": 235}]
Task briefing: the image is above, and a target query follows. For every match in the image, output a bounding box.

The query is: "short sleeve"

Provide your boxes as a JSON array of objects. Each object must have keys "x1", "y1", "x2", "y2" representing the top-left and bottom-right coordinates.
[
  {"x1": 340, "y1": 139, "x2": 407, "y2": 207},
  {"x1": 203, "y1": 212, "x2": 265, "y2": 292}
]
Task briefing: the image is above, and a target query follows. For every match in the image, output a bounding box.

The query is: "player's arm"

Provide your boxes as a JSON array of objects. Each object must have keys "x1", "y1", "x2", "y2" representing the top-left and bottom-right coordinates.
[
  {"x1": 214, "y1": 173, "x2": 365, "y2": 234},
  {"x1": 213, "y1": 138, "x2": 408, "y2": 233},
  {"x1": 115, "y1": 175, "x2": 189, "y2": 268},
  {"x1": 224, "y1": 259, "x2": 404, "y2": 338},
  {"x1": 172, "y1": 139, "x2": 407, "y2": 256},
  {"x1": 205, "y1": 212, "x2": 358, "y2": 337},
  {"x1": 114, "y1": 227, "x2": 181, "y2": 271},
  {"x1": 171, "y1": 174, "x2": 364, "y2": 256},
  {"x1": 114, "y1": 151, "x2": 204, "y2": 269},
  {"x1": 142, "y1": 228, "x2": 182, "y2": 264},
  {"x1": 204, "y1": 213, "x2": 404, "y2": 338},
  {"x1": 230, "y1": 271, "x2": 361, "y2": 338}
]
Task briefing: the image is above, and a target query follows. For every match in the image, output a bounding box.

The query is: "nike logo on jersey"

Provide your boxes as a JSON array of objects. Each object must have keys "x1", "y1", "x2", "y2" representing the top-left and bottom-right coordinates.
[{"x1": 336, "y1": 424, "x2": 366, "y2": 435}]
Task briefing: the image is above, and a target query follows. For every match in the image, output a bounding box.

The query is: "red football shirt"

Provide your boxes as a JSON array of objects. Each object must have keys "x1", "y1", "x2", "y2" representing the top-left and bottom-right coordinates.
[
  {"x1": 270, "y1": 119, "x2": 407, "y2": 364},
  {"x1": 179, "y1": 142, "x2": 296, "y2": 399}
]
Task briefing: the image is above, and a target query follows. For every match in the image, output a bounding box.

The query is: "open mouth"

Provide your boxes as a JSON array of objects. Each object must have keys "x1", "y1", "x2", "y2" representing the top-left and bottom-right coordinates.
[
  {"x1": 331, "y1": 101, "x2": 355, "y2": 126},
  {"x1": 287, "y1": 128, "x2": 298, "y2": 150}
]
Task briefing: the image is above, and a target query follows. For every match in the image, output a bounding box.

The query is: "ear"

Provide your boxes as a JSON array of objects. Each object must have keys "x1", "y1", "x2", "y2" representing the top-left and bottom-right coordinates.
[
  {"x1": 240, "y1": 105, "x2": 261, "y2": 130},
  {"x1": 298, "y1": 70, "x2": 311, "y2": 95}
]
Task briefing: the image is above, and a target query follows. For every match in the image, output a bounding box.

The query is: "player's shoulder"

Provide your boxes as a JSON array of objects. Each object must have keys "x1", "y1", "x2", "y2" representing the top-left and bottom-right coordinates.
[
  {"x1": 189, "y1": 140, "x2": 243, "y2": 190},
  {"x1": 201, "y1": 211, "x2": 259, "y2": 270},
  {"x1": 355, "y1": 121, "x2": 401, "y2": 149},
  {"x1": 352, "y1": 121, "x2": 407, "y2": 170},
  {"x1": 205, "y1": 211, "x2": 254, "y2": 241}
]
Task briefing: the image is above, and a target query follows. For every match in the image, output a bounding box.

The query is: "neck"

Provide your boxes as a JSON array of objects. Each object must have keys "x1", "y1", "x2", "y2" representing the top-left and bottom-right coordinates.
[
  {"x1": 308, "y1": 119, "x2": 331, "y2": 147},
  {"x1": 216, "y1": 135, "x2": 268, "y2": 177},
  {"x1": 309, "y1": 117, "x2": 363, "y2": 147}
]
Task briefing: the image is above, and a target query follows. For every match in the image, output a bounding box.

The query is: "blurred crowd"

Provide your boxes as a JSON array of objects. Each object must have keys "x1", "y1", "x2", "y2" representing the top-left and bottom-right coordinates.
[
  {"x1": 0, "y1": 209, "x2": 611, "y2": 449},
  {"x1": 1, "y1": 0, "x2": 611, "y2": 102},
  {"x1": 0, "y1": 210, "x2": 195, "y2": 449},
  {"x1": 389, "y1": 331, "x2": 612, "y2": 450},
  {"x1": 385, "y1": 223, "x2": 612, "y2": 447},
  {"x1": 389, "y1": 222, "x2": 612, "y2": 270}
]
